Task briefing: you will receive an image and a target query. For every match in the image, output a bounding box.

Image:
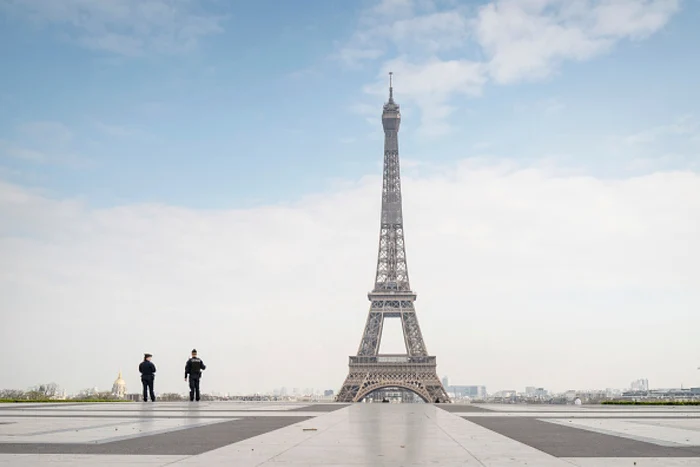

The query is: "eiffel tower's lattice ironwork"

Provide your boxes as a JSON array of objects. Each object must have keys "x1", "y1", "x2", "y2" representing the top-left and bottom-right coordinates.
[{"x1": 337, "y1": 74, "x2": 450, "y2": 404}]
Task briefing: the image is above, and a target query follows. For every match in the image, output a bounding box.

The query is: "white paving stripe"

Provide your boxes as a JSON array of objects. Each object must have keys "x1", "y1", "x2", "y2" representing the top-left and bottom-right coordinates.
[
  {"x1": 0, "y1": 453, "x2": 188, "y2": 465},
  {"x1": 561, "y1": 459, "x2": 700, "y2": 466},
  {"x1": 0, "y1": 411, "x2": 328, "y2": 418},
  {"x1": 544, "y1": 418, "x2": 700, "y2": 447},
  {"x1": 0, "y1": 418, "x2": 235, "y2": 444},
  {"x1": 0, "y1": 403, "x2": 311, "y2": 412},
  {"x1": 457, "y1": 412, "x2": 700, "y2": 418},
  {"x1": 467, "y1": 405, "x2": 700, "y2": 413}
]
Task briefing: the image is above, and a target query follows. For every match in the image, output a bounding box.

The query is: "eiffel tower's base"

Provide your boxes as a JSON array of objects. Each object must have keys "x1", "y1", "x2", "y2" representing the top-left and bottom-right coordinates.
[{"x1": 336, "y1": 355, "x2": 450, "y2": 403}]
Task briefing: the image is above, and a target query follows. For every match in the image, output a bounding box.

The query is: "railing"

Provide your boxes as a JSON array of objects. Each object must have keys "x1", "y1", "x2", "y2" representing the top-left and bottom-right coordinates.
[{"x1": 349, "y1": 355, "x2": 436, "y2": 365}]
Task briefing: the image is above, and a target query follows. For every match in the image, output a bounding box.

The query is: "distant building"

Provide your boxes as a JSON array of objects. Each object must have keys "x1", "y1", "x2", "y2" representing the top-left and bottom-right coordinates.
[
  {"x1": 111, "y1": 371, "x2": 127, "y2": 399},
  {"x1": 442, "y1": 376, "x2": 449, "y2": 388},
  {"x1": 324, "y1": 389, "x2": 335, "y2": 397},
  {"x1": 450, "y1": 385, "x2": 487, "y2": 399},
  {"x1": 525, "y1": 387, "x2": 548, "y2": 398},
  {"x1": 631, "y1": 379, "x2": 649, "y2": 391}
]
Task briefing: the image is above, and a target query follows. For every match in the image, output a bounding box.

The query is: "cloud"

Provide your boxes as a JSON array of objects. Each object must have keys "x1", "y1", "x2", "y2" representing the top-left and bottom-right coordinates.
[
  {"x1": 340, "y1": 0, "x2": 680, "y2": 134},
  {"x1": 365, "y1": 58, "x2": 487, "y2": 136},
  {"x1": 0, "y1": 121, "x2": 89, "y2": 167},
  {"x1": 476, "y1": 0, "x2": 680, "y2": 84},
  {"x1": 94, "y1": 121, "x2": 148, "y2": 139},
  {"x1": 18, "y1": 121, "x2": 74, "y2": 144},
  {"x1": 625, "y1": 115, "x2": 700, "y2": 145},
  {"x1": 0, "y1": 142, "x2": 47, "y2": 163},
  {"x1": 1, "y1": 161, "x2": 699, "y2": 395},
  {"x1": 0, "y1": 0, "x2": 225, "y2": 56},
  {"x1": 336, "y1": 48, "x2": 385, "y2": 68}
]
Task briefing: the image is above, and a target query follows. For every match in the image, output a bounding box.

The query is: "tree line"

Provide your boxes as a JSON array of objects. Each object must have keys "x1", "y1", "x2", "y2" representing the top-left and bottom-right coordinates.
[{"x1": 0, "y1": 383, "x2": 124, "y2": 402}]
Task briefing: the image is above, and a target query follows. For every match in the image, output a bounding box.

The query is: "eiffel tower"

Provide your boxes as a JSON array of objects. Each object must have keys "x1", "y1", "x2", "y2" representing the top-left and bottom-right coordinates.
[{"x1": 336, "y1": 74, "x2": 450, "y2": 404}]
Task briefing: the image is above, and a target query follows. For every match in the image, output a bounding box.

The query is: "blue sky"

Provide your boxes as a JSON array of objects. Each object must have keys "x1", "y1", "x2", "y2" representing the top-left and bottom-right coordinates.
[
  {"x1": 1, "y1": 1, "x2": 699, "y2": 395},
  {"x1": 1, "y1": 0, "x2": 698, "y2": 208}
]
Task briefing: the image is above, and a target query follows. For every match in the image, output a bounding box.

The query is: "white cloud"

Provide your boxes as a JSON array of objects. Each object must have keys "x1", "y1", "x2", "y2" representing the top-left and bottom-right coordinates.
[
  {"x1": 0, "y1": 121, "x2": 90, "y2": 167},
  {"x1": 335, "y1": 47, "x2": 386, "y2": 68},
  {"x1": 1, "y1": 162, "x2": 699, "y2": 395},
  {"x1": 0, "y1": 0, "x2": 224, "y2": 56},
  {"x1": 476, "y1": 0, "x2": 680, "y2": 84},
  {"x1": 365, "y1": 58, "x2": 487, "y2": 136},
  {"x1": 625, "y1": 115, "x2": 700, "y2": 145},
  {"x1": 0, "y1": 141, "x2": 47, "y2": 163},
  {"x1": 341, "y1": 0, "x2": 680, "y2": 134},
  {"x1": 18, "y1": 121, "x2": 74, "y2": 144}
]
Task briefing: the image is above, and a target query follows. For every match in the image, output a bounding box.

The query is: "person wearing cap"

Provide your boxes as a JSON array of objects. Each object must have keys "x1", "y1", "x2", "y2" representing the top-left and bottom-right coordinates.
[
  {"x1": 184, "y1": 349, "x2": 206, "y2": 402},
  {"x1": 138, "y1": 353, "x2": 157, "y2": 402}
]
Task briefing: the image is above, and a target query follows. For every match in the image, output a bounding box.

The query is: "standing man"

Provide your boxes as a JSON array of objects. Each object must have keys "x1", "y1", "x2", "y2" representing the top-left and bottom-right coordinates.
[
  {"x1": 138, "y1": 353, "x2": 156, "y2": 402},
  {"x1": 185, "y1": 349, "x2": 206, "y2": 402}
]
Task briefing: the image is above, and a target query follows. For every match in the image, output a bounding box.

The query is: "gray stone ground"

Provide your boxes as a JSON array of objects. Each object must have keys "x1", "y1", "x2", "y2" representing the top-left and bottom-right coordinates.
[{"x1": 1, "y1": 401, "x2": 699, "y2": 465}]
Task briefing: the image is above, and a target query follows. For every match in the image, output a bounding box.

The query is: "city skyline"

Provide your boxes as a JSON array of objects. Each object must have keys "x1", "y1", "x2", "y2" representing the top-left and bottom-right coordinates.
[{"x1": 1, "y1": 0, "x2": 699, "y2": 396}]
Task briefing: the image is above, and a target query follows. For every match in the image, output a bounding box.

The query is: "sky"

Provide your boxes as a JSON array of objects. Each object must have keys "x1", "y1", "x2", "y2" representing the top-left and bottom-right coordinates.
[{"x1": 0, "y1": 0, "x2": 699, "y2": 397}]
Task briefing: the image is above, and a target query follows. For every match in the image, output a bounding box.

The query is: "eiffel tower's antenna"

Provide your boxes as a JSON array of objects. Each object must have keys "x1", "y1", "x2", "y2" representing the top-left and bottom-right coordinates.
[{"x1": 389, "y1": 71, "x2": 393, "y2": 102}]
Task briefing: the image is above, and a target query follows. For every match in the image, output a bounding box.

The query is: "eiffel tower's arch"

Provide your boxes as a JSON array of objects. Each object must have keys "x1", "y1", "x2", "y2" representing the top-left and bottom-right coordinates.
[{"x1": 355, "y1": 382, "x2": 430, "y2": 403}]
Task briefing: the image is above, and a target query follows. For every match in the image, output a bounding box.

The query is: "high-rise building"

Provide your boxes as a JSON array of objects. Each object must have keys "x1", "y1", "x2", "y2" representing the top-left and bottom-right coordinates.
[{"x1": 631, "y1": 379, "x2": 649, "y2": 391}]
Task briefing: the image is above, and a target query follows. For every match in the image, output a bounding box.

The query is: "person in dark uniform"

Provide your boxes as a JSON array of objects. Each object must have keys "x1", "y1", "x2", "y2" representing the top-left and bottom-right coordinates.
[
  {"x1": 138, "y1": 353, "x2": 156, "y2": 402},
  {"x1": 184, "y1": 349, "x2": 206, "y2": 401}
]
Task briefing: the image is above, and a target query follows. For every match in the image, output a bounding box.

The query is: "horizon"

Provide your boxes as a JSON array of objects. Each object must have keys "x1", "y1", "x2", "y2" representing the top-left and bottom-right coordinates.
[{"x1": 1, "y1": 0, "x2": 699, "y2": 397}]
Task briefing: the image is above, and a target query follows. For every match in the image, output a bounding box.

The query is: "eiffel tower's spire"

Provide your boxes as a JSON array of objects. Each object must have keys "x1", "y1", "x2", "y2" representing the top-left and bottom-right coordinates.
[
  {"x1": 388, "y1": 71, "x2": 394, "y2": 103},
  {"x1": 383, "y1": 72, "x2": 400, "y2": 115}
]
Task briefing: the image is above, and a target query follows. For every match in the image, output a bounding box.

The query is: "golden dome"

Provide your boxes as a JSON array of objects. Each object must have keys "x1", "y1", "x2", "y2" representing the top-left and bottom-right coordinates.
[{"x1": 113, "y1": 370, "x2": 126, "y2": 386}]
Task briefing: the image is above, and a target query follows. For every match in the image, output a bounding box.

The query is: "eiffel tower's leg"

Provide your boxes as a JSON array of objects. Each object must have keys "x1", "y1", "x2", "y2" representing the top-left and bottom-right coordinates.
[
  {"x1": 357, "y1": 312, "x2": 384, "y2": 356},
  {"x1": 401, "y1": 312, "x2": 427, "y2": 356},
  {"x1": 337, "y1": 366, "x2": 363, "y2": 402}
]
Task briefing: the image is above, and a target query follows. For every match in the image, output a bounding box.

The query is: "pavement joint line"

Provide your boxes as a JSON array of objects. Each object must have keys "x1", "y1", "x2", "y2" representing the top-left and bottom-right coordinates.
[
  {"x1": 430, "y1": 407, "x2": 485, "y2": 466},
  {"x1": 262, "y1": 406, "x2": 354, "y2": 465},
  {"x1": 3, "y1": 419, "x2": 142, "y2": 437}
]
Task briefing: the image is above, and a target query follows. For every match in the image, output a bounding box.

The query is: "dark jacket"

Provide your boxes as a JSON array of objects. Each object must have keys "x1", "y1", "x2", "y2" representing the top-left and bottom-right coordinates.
[
  {"x1": 139, "y1": 360, "x2": 156, "y2": 378},
  {"x1": 185, "y1": 357, "x2": 206, "y2": 379}
]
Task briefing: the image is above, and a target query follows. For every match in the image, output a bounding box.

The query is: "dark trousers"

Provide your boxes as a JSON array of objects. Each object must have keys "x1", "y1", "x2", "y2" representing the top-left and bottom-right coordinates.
[
  {"x1": 189, "y1": 376, "x2": 201, "y2": 401},
  {"x1": 141, "y1": 376, "x2": 155, "y2": 402}
]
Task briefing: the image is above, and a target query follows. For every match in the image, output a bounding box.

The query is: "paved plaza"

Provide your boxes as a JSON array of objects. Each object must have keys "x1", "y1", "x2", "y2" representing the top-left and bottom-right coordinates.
[{"x1": 1, "y1": 402, "x2": 700, "y2": 465}]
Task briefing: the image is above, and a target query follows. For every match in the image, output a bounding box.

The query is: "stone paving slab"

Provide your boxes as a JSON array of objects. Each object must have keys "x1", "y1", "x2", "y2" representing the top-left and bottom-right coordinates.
[
  {"x1": 0, "y1": 416, "x2": 311, "y2": 455},
  {"x1": 0, "y1": 402, "x2": 699, "y2": 465},
  {"x1": 287, "y1": 404, "x2": 350, "y2": 412},
  {"x1": 437, "y1": 404, "x2": 494, "y2": 413},
  {"x1": 468, "y1": 415, "x2": 700, "y2": 458},
  {"x1": 562, "y1": 459, "x2": 700, "y2": 466}
]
